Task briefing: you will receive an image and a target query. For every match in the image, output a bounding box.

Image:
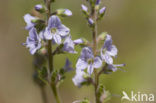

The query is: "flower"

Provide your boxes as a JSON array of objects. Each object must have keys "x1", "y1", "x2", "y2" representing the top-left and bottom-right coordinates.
[
  {"x1": 43, "y1": 15, "x2": 70, "y2": 44},
  {"x1": 73, "y1": 38, "x2": 84, "y2": 45},
  {"x1": 64, "y1": 9, "x2": 72, "y2": 16},
  {"x1": 72, "y1": 69, "x2": 86, "y2": 87},
  {"x1": 76, "y1": 47, "x2": 102, "y2": 75},
  {"x1": 99, "y1": 7, "x2": 106, "y2": 14},
  {"x1": 57, "y1": 9, "x2": 72, "y2": 16},
  {"x1": 63, "y1": 36, "x2": 77, "y2": 53},
  {"x1": 88, "y1": 18, "x2": 94, "y2": 25},
  {"x1": 107, "y1": 64, "x2": 125, "y2": 72},
  {"x1": 63, "y1": 58, "x2": 73, "y2": 72},
  {"x1": 24, "y1": 27, "x2": 41, "y2": 55},
  {"x1": 35, "y1": 4, "x2": 43, "y2": 11},
  {"x1": 101, "y1": 34, "x2": 118, "y2": 64},
  {"x1": 63, "y1": 36, "x2": 83, "y2": 53},
  {"x1": 24, "y1": 14, "x2": 36, "y2": 30},
  {"x1": 81, "y1": 4, "x2": 88, "y2": 12}
]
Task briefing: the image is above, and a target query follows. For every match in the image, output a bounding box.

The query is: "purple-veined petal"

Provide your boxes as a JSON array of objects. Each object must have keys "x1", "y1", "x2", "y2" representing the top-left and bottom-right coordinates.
[
  {"x1": 101, "y1": 49, "x2": 113, "y2": 64},
  {"x1": 103, "y1": 34, "x2": 112, "y2": 50},
  {"x1": 76, "y1": 58, "x2": 88, "y2": 71},
  {"x1": 57, "y1": 24, "x2": 70, "y2": 37},
  {"x1": 87, "y1": 63, "x2": 94, "y2": 75},
  {"x1": 24, "y1": 14, "x2": 36, "y2": 30},
  {"x1": 80, "y1": 47, "x2": 94, "y2": 60},
  {"x1": 48, "y1": 15, "x2": 62, "y2": 29},
  {"x1": 63, "y1": 36, "x2": 77, "y2": 53},
  {"x1": 107, "y1": 45, "x2": 118, "y2": 57},
  {"x1": 43, "y1": 28, "x2": 52, "y2": 40},
  {"x1": 93, "y1": 56, "x2": 102, "y2": 68},
  {"x1": 53, "y1": 34, "x2": 62, "y2": 44},
  {"x1": 72, "y1": 69, "x2": 86, "y2": 87},
  {"x1": 25, "y1": 28, "x2": 41, "y2": 55}
]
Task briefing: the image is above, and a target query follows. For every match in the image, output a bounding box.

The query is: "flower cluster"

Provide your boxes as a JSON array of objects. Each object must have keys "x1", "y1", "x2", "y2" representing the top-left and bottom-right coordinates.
[
  {"x1": 72, "y1": 0, "x2": 125, "y2": 102},
  {"x1": 22, "y1": 0, "x2": 124, "y2": 103},
  {"x1": 22, "y1": 1, "x2": 85, "y2": 103}
]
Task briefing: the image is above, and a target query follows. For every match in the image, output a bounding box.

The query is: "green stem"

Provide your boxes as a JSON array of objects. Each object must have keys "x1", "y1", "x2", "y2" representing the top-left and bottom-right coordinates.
[
  {"x1": 51, "y1": 84, "x2": 61, "y2": 103},
  {"x1": 91, "y1": 4, "x2": 101, "y2": 103},
  {"x1": 45, "y1": 0, "x2": 61, "y2": 103}
]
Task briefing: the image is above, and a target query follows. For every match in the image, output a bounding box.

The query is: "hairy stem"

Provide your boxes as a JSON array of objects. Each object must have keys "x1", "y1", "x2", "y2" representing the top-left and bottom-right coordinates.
[
  {"x1": 91, "y1": 4, "x2": 101, "y2": 103},
  {"x1": 51, "y1": 84, "x2": 61, "y2": 103},
  {"x1": 46, "y1": 0, "x2": 53, "y2": 73},
  {"x1": 45, "y1": 0, "x2": 61, "y2": 103}
]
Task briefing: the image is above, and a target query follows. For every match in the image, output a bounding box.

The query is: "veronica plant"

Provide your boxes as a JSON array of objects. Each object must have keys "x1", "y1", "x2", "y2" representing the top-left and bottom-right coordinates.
[
  {"x1": 72, "y1": 0, "x2": 125, "y2": 103},
  {"x1": 23, "y1": 0, "x2": 84, "y2": 103}
]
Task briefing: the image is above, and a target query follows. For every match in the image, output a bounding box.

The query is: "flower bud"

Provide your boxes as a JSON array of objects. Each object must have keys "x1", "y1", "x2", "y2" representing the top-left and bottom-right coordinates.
[
  {"x1": 88, "y1": 18, "x2": 94, "y2": 25},
  {"x1": 96, "y1": 0, "x2": 101, "y2": 5},
  {"x1": 57, "y1": 9, "x2": 72, "y2": 16},
  {"x1": 81, "y1": 4, "x2": 88, "y2": 12},
  {"x1": 99, "y1": 7, "x2": 106, "y2": 14},
  {"x1": 34, "y1": 4, "x2": 46, "y2": 13}
]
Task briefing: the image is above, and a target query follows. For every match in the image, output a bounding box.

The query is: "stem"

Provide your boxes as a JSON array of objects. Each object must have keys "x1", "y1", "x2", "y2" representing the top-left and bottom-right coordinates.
[
  {"x1": 40, "y1": 86, "x2": 48, "y2": 103},
  {"x1": 46, "y1": 0, "x2": 53, "y2": 73},
  {"x1": 91, "y1": 4, "x2": 101, "y2": 103},
  {"x1": 51, "y1": 84, "x2": 61, "y2": 103},
  {"x1": 45, "y1": 0, "x2": 61, "y2": 103}
]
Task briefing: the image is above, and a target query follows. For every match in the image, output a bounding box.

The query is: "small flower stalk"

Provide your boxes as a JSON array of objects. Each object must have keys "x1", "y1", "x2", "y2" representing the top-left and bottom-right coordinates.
[{"x1": 72, "y1": 0, "x2": 125, "y2": 103}]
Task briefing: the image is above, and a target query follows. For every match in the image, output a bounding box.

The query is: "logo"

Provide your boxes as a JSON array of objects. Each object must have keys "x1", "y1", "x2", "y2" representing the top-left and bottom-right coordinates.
[{"x1": 122, "y1": 91, "x2": 155, "y2": 102}]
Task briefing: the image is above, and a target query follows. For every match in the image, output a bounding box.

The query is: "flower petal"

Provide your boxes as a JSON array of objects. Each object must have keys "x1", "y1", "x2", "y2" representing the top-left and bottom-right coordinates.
[
  {"x1": 48, "y1": 15, "x2": 61, "y2": 29},
  {"x1": 80, "y1": 47, "x2": 94, "y2": 60},
  {"x1": 53, "y1": 34, "x2": 62, "y2": 44},
  {"x1": 57, "y1": 24, "x2": 70, "y2": 37},
  {"x1": 93, "y1": 57, "x2": 102, "y2": 68},
  {"x1": 101, "y1": 49, "x2": 113, "y2": 64},
  {"x1": 87, "y1": 63, "x2": 94, "y2": 75},
  {"x1": 76, "y1": 58, "x2": 88, "y2": 71},
  {"x1": 43, "y1": 28, "x2": 52, "y2": 40},
  {"x1": 63, "y1": 36, "x2": 76, "y2": 53},
  {"x1": 72, "y1": 69, "x2": 86, "y2": 87},
  {"x1": 24, "y1": 14, "x2": 36, "y2": 30},
  {"x1": 73, "y1": 38, "x2": 83, "y2": 45},
  {"x1": 107, "y1": 45, "x2": 118, "y2": 57}
]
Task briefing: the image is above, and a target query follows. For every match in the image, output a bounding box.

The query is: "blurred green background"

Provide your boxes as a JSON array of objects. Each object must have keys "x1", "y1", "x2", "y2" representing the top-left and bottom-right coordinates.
[{"x1": 0, "y1": 0, "x2": 156, "y2": 103}]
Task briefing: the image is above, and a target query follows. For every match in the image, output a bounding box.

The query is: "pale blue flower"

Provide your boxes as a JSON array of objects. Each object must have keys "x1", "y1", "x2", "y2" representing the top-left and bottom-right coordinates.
[
  {"x1": 72, "y1": 69, "x2": 86, "y2": 87},
  {"x1": 76, "y1": 47, "x2": 102, "y2": 75},
  {"x1": 24, "y1": 14, "x2": 36, "y2": 30},
  {"x1": 101, "y1": 34, "x2": 118, "y2": 64},
  {"x1": 63, "y1": 36, "x2": 77, "y2": 54},
  {"x1": 63, "y1": 36, "x2": 83, "y2": 53},
  {"x1": 107, "y1": 64, "x2": 125, "y2": 72},
  {"x1": 24, "y1": 27, "x2": 41, "y2": 55},
  {"x1": 35, "y1": 4, "x2": 43, "y2": 11},
  {"x1": 43, "y1": 15, "x2": 70, "y2": 44},
  {"x1": 81, "y1": 4, "x2": 88, "y2": 12},
  {"x1": 99, "y1": 7, "x2": 106, "y2": 14},
  {"x1": 73, "y1": 38, "x2": 84, "y2": 45},
  {"x1": 64, "y1": 9, "x2": 72, "y2": 16}
]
